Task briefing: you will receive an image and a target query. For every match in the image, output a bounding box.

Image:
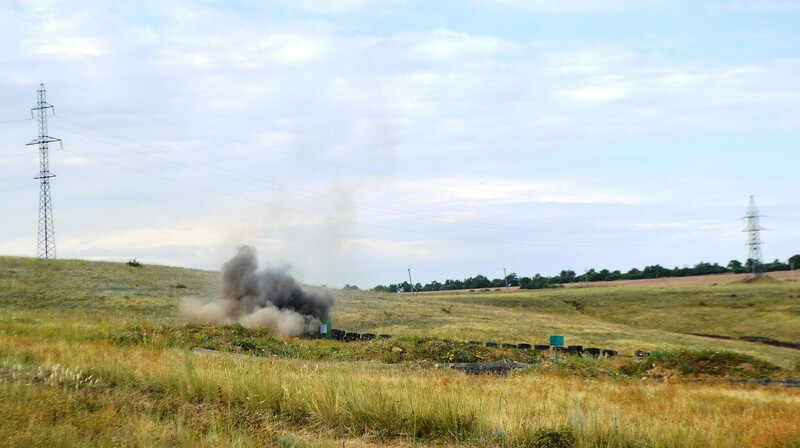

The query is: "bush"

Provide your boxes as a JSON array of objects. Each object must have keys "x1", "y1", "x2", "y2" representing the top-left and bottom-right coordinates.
[
  {"x1": 513, "y1": 426, "x2": 576, "y2": 448},
  {"x1": 618, "y1": 350, "x2": 782, "y2": 379}
]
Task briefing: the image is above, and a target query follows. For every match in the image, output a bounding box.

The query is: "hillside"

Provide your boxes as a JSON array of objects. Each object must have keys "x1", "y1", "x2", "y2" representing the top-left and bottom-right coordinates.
[
  {"x1": 2, "y1": 256, "x2": 799, "y2": 367},
  {"x1": 1, "y1": 256, "x2": 799, "y2": 447}
]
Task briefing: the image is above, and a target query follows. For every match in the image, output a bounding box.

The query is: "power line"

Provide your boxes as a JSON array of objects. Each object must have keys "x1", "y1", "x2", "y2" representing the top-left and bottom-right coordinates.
[
  {"x1": 49, "y1": 117, "x2": 532, "y2": 232},
  {"x1": 0, "y1": 152, "x2": 31, "y2": 159},
  {"x1": 50, "y1": 115, "x2": 695, "y2": 236},
  {"x1": 48, "y1": 87, "x2": 661, "y2": 215},
  {"x1": 0, "y1": 118, "x2": 32, "y2": 125},
  {"x1": 48, "y1": 87, "x2": 397, "y2": 178},
  {"x1": 38, "y1": 88, "x2": 740, "y2": 252},
  {"x1": 59, "y1": 145, "x2": 665, "y2": 249}
]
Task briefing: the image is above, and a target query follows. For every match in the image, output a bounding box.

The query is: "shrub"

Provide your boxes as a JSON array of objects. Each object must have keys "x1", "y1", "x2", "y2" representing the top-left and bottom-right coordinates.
[
  {"x1": 618, "y1": 350, "x2": 782, "y2": 379},
  {"x1": 513, "y1": 426, "x2": 576, "y2": 448}
]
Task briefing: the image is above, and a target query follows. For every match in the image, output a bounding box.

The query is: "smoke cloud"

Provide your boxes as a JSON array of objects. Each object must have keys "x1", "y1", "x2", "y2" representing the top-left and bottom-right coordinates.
[{"x1": 181, "y1": 246, "x2": 334, "y2": 337}]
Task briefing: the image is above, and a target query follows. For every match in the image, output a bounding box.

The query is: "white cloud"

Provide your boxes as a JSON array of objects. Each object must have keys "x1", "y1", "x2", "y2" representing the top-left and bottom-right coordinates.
[
  {"x1": 277, "y1": 0, "x2": 400, "y2": 14},
  {"x1": 19, "y1": 37, "x2": 104, "y2": 58},
  {"x1": 473, "y1": 0, "x2": 653, "y2": 13},
  {"x1": 257, "y1": 34, "x2": 330, "y2": 64},
  {"x1": 557, "y1": 86, "x2": 630, "y2": 102},
  {"x1": 410, "y1": 29, "x2": 515, "y2": 60},
  {"x1": 708, "y1": 1, "x2": 800, "y2": 12},
  {"x1": 367, "y1": 177, "x2": 645, "y2": 208}
]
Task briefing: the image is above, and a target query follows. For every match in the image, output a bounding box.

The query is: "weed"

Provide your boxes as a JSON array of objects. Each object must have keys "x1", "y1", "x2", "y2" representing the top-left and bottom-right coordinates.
[{"x1": 526, "y1": 426, "x2": 576, "y2": 448}]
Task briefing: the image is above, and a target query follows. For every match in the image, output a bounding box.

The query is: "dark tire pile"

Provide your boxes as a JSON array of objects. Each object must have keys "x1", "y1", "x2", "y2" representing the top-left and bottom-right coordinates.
[{"x1": 326, "y1": 329, "x2": 624, "y2": 358}]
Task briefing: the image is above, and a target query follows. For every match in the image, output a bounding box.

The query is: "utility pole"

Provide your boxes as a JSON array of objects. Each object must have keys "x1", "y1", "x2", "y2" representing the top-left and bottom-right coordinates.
[
  {"x1": 503, "y1": 267, "x2": 508, "y2": 289},
  {"x1": 26, "y1": 84, "x2": 61, "y2": 259},
  {"x1": 742, "y1": 195, "x2": 765, "y2": 278},
  {"x1": 407, "y1": 267, "x2": 414, "y2": 294}
]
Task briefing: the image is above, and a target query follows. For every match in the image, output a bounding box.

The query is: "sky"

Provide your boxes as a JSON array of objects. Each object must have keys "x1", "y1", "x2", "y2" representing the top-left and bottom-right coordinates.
[{"x1": 1, "y1": 0, "x2": 799, "y2": 288}]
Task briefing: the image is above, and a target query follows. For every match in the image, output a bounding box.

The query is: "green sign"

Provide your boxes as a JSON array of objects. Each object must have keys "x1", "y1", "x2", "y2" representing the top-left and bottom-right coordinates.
[
  {"x1": 550, "y1": 335, "x2": 565, "y2": 364},
  {"x1": 321, "y1": 317, "x2": 332, "y2": 340}
]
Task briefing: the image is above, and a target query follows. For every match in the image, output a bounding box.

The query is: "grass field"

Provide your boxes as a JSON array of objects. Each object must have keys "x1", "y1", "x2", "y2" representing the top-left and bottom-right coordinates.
[{"x1": 1, "y1": 256, "x2": 799, "y2": 447}]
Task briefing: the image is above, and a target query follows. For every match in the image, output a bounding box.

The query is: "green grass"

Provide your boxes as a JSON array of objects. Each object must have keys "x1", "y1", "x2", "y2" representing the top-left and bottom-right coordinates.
[{"x1": 1, "y1": 256, "x2": 800, "y2": 447}]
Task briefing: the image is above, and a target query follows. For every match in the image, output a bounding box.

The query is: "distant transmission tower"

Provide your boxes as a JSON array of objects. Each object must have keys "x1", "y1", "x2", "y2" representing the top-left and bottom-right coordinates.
[
  {"x1": 26, "y1": 83, "x2": 61, "y2": 258},
  {"x1": 742, "y1": 195, "x2": 764, "y2": 277}
]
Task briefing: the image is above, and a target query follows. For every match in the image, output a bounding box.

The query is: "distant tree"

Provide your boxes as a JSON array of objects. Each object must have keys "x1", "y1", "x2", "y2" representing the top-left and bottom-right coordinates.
[
  {"x1": 505, "y1": 272, "x2": 520, "y2": 287},
  {"x1": 520, "y1": 273, "x2": 562, "y2": 290},
  {"x1": 470, "y1": 274, "x2": 492, "y2": 288},
  {"x1": 557, "y1": 270, "x2": 577, "y2": 284},
  {"x1": 765, "y1": 259, "x2": 789, "y2": 272},
  {"x1": 423, "y1": 280, "x2": 442, "y2": 291},
  {"x1": 745, "y1": 258, "x2": 760, "y2": 273},
  {"x1": 441, "y1": 279, "x2": 463, "y2": 290},
  {"x1": 622, "y1": 268, "x2": 642, "y2": 280},
  {"x1": 642, "y1": 265, "x2": 666, "y2": 279},
  {"x1": 691, "y1": 262, "x2": 726, "y2": 276},
  {"x1": 595, "y1": 269, "x2": 610, "y2": 281},
  {"x1": 342, "y1": 284, "x2": 360, "y2": 290},
  {"x1": 727, "y1": 260, "x2": 745, "y2": 274},
  {"x1": 374, "y1": 255, "x2": 799, "y2": 293}
]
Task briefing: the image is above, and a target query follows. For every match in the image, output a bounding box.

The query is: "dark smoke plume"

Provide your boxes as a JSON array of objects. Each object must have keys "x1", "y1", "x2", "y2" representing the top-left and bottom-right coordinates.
[{"x1": 181, "y1": 246, "x2": 334, "y2": 337}]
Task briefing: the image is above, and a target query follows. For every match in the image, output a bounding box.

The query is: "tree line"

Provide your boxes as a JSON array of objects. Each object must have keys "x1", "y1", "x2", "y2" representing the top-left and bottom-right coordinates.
[{"x1": 365, "y1": 255, "x2": 800, "y2": 293}]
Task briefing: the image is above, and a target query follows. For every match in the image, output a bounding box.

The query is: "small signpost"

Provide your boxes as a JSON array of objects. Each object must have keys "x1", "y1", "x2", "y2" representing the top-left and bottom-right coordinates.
[
  {"x1": 550, "y1": 335, "x2": 565, "y2": 364},
  {"x1": 320, "y1": 317, "x2": 332, "y2": 340}
]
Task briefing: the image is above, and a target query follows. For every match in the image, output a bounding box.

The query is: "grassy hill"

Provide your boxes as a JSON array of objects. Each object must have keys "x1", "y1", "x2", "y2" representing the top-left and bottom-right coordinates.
[{"x1": 1, "y1": 256, "x2": 799, "y2": 447}]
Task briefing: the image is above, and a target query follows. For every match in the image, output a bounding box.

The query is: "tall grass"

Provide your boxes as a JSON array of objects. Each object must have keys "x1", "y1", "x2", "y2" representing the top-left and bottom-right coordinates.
[
  {"x1": 2, "y1": 256, "x2": 800, "y2": 446},
  {"x1": 2, "y1": 335, "x2": 799, "y2": 447}
]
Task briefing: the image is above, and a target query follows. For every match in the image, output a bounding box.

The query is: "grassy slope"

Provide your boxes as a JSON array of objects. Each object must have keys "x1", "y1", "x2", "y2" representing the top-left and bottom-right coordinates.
[
  {"x1": 2, "y1": 256, "x2": 800, "y2": 367},
  {"x1": 2, "y1": 256, "x2": 800, "y2": 447},
  {"x1": 333, "y1": 286, "x2": 800, "y2": 370}
]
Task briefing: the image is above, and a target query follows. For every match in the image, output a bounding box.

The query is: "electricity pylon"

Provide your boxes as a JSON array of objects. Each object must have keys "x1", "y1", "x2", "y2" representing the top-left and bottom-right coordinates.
[
  {"x1": 26, "y1": 83, "x2": 61, "y2": 258},
  {"x1": 742, "y1": 195, "x2": 764, "y2": 277}
]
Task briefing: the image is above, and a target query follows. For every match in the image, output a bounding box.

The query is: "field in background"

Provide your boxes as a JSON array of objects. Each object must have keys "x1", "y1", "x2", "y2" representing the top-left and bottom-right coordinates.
[
  {"x1": 1, "y1": 256, "x2": 799, "y2": 447},
  {"x1": 564, "y1": 270, "x2": 798, "y2": 288},
  {"x1": 420, "y1": 270, "x2": 797, "y2": 293}
]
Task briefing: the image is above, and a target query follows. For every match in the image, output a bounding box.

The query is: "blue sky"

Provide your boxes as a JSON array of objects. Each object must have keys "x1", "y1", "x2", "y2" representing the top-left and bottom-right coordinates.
[{"x1": 1, "y1": 0, "x2": 799, "y2": 287}]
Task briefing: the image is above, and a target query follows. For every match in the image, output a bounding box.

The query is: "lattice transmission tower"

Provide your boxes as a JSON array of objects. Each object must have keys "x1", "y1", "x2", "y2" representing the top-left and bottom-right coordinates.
[
  {"x1": 742, "y1": 195, "x2": 764, "y2": 277},
  {"x1": 26, "y1": 83, "x2": 61, "y2": 258}
]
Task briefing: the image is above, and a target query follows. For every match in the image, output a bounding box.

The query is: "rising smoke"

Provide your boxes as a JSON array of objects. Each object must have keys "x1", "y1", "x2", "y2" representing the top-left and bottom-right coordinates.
[{"x1": 181, "y1": 246, "x2": 334, "y2": 337}]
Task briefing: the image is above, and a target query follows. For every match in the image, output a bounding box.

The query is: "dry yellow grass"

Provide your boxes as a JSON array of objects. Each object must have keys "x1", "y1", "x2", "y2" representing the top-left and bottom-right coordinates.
[
  {"x1": 565, "y1": 271, "x2": 798, "y2": 288},
  {"x1": 2, "y1": 334, "x2": 799, "y2": 447},
  {"x1": 2, "y1": 256, "x2": 800, "y2": 447}
]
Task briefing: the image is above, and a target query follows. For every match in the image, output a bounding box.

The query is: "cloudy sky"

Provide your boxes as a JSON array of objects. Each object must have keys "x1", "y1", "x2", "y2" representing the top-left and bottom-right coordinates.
[{"x1": 1, "y1": 0, "x2": 799, "y2": 288}]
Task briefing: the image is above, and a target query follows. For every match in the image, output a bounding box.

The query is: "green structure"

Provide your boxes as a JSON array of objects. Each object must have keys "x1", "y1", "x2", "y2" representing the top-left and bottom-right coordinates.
[
  {"x1": 550, "y1": 335, "x2": 564, "y2": 364},
  {"x1": 321, "y1": 317, "x2": 332, "y2": 340}
]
